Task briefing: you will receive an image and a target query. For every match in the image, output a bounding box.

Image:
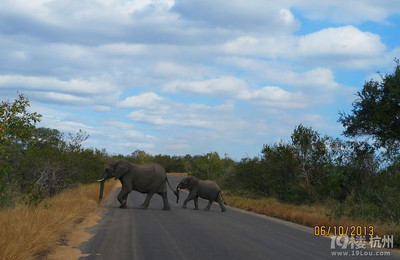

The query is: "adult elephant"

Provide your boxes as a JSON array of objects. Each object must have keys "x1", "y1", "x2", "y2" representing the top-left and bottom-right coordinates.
[
  {"x1": 176, "y1": 176, "x2": 226, "y2": 212},
  {"x1": 97, "y1": 159, "x2": 178, "y2": 210}
]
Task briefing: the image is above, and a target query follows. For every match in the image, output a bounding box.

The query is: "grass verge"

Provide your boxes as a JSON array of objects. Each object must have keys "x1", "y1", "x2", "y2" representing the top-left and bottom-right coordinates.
[
  {"x1": 224, "y1": 194, "x2": 400, "y2": 247},
  {"x1": 0, "y1": 180, "x2": 117, "y2": 260}
]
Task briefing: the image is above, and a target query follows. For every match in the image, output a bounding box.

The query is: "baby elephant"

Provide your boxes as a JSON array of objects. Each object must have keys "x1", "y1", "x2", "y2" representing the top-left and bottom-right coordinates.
[{"x1": 176, "y1": 176, "x2": 226, "y2": 212}]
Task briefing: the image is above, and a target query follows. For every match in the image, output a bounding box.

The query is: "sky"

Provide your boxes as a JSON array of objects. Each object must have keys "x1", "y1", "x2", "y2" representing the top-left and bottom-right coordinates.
[{"x1": 1, "y1": 0, "x2": 400, "y2": 159}]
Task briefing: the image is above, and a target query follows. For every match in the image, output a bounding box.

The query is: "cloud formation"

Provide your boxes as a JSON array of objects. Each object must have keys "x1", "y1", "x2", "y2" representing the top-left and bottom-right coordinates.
[{"x1": 1, "y1": 0, "x2": 399, "y2": 157}]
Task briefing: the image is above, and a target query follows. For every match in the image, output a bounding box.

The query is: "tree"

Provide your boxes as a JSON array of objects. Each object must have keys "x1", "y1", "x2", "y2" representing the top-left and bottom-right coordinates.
[
  {"x1": 339, "y1": 60, "x2": 400, "y2": 151},
  {"x1": 34, "y1": 127, "x2": 65, "y2": 149},
  {"x1": 0, "y1": 93, "x2": 41, "y2": 158},
  {"x1": 0, "y1": 94, "x2": 41, "y2": 206},
  {"x1": 128, "y1": 150, "x2": 153, "y2": 164},
  {"x1": 291, "y1": 124, "x2": 329, "y2": 201},
  {"x1": 190, "y1": 152, "x2": 224, "y2": 180}
]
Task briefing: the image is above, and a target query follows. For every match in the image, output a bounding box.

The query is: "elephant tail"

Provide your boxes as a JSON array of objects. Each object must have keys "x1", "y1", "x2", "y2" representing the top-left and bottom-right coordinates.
[
  {"x1": 166, "y1": 176, "x2": 179, "y2": 201},
  {"x1": 219, "y1": 191, "x2": 227, "y2": 205}
]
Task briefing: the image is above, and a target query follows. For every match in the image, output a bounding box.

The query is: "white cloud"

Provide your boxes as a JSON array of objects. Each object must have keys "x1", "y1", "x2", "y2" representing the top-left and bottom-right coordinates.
[
  {"x1": 1, "y1": 0, "x2": 169, "y2": 26},
  {"x1": 172, "y1": 0, "x2": 300, "y2": 33},
  {"x1": 33, "y1": 92, "x2": 90, "y2": 103},
  {"x1": 40, "y1": 117, "x2": 93, "y2": 134},
  {"x1": 0, "y1": 75, "x2": 119, "y2": 95},
  {"x1": 97, "y1": 43, "x2": 147, "y2": 56},
  {"x1": 124, "y1": 129, "x2": 156, "y2": 140},
  {"x1": 128, "y1": 109, "x2": 208, "y2": 128},
  {"x1": 217, "y1": 57, "x2": 354, "y2": 105},
  {"x1": 242, "y1": 86, "x2": 308, "y2": 108},
  {"x1": 118, "y1": 92, "x2": 165, "y2": 109},
  {"x1": 153, "y1": 62, "x2": 192, "y2": 77},
  {"x1": 152, "y1": 62, "x2": 211, "y2": 80},
  {"x1": 297, "y1": 27, "x2": 387, "y2": 69},
  {"x1": 280, "y1": 8, "x2": 295, "y2": 24},
  {"x1": 5, "y1": 0, "x2": 399, "y2": 35},
  {"x1": 0, "y1": 74, "x2": 121, "y2": 106},
  {"x1": 221, "y1": 26, "x2": 387, "y2": 69},
  {"x1": 94, "y1": 105, "x2": 111, "y2": 112},
  {"x1": 298, "y1": 114, "x2": 331, "y2": 130},
  {"x1": 298, "y1": 68, "x2": 340, "y2": 89},
  {"x1": 218, "y1": 24, "x2": 389, "y2": 70},
  {"x1": 163, "y1": 77, "x2": 248, "y2": 98},
  {"x1": 90, "y1": 126, "x2": 156, "y2": 142},
  {"x1": 289, "y1": 0, "x2": 400, "y2": 23},
  {"x1": 163, "y1": 76, "x2": 313, "y2": 108},
  {"x1": 298, "y1": 26, "x2": 386, "y2": 58},
  {"x1": 103, "y1": 120, "x2": 135, "y2": 129},
  {"x1": 10, "y1": 50, "x2": 28, "y2": 61},
  {"x1": 222, "y1": 35, "x2": 295, "y2": 58},
  {"x1": 121, "y1": 92, "x2": 247, "y2": 133},
  {"x1": 38, "y1": 110, "x2": 159, "y2": 153},
  {"x1": 120, "y1": 142, "x2": 155, "y2": 149},
  {"x1": 165, "y1": 143, "x2": 190, "y2": 150}
]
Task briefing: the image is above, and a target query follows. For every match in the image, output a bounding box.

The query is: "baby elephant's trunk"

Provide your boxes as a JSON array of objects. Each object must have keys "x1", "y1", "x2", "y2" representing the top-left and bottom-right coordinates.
[{"x1": 175, "y1": 188, "x2": 180, "y2": 203}]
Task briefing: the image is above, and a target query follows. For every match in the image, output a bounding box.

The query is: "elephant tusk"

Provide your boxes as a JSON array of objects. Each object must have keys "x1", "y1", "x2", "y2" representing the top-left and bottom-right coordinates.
[{"x1": 97, "y1": 178, "x2": 106, "y2": 182}]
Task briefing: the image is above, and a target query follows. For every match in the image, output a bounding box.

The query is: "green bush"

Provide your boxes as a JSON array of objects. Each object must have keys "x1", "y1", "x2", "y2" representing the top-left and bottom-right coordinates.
[
  {"x1": 190, "y1": 152, "x2": 224, "y2": 180},
  {"x1": 0, "y1": 95, "x2": 109, "y2": 207}
]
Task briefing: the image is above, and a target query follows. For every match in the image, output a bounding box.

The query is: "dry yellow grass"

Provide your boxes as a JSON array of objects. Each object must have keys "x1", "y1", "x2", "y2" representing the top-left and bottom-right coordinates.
[
  {"x1": 225, "y1": 195, "x2": 330, "y2": 226},
  {"x1": 0, "y1": 180, "x2": 116, "y2": 260},
  {"x1": 225, "y1": 195, "x2": 400, "y2": 246}
]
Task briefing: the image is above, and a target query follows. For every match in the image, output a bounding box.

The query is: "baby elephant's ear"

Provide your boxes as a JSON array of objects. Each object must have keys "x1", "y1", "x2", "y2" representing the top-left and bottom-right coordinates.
[{"x1": 188, "y1": 177, "x2": 198, "y2": 189}]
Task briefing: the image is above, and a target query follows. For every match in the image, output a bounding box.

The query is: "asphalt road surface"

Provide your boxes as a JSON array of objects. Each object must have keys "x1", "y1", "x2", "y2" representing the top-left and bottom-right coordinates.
[{"x1": 80, "y1": 177, "x2": 399, "y2": 260}]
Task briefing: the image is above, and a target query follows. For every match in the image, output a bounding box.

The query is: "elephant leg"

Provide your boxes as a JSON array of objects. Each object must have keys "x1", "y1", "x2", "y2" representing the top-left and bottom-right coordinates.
[
  {"x1": 182, "y1": 196, "x2": 194, "y2": 209},
  {"x1": 193, "y1": 196, "x2": 199, "y2": 210},
  {"x1": 216, "y1": 196, "x2": 226, "y2": 212},
  {"x1": 182, "y1": 190, "x2": 196, "y2": 209},
  {"x1": 203, "y1": 200, "x2": 213, "y2": 211},
  {"x1": 139, "y1": 192, "x2": 154, "y2": 209},
  {"x1": 117, "y1": 187, "x2": 131, "y2": 209},
  {"x1": 159, "y1": 192, "x2": 171, "y2": 211}
]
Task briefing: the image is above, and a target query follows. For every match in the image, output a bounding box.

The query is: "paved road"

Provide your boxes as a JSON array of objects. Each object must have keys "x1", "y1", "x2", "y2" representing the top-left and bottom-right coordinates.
[{"x1": 80, "y1": 177, "x2": 399, "y2": 260}]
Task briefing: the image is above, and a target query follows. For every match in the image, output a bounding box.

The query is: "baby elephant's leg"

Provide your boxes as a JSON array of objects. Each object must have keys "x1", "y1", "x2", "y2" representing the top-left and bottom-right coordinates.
[
  {"x1": 216, "y1": 195, "x2": 226, "y2": 212},
  {"x1": 203, "y1": 200, "x2": 213, "y2": 211},
  {"x1": 194, "y1": 196, "x2": 199, "y2": 210},
  {"x1": 182, "y1": 194, "x2": 194, "y2": 208}
]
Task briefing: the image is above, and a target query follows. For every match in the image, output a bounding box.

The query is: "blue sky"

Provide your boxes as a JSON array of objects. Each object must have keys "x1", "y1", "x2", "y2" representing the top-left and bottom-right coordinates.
[{"x1": 1, "y1": 0, "x2": 400, "y2": 159}]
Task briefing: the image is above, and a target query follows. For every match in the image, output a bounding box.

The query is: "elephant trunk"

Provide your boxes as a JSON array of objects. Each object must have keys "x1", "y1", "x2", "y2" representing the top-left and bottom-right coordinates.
[
  {"x1": 175, "y1": 187, "x2": 180, "y2": 203},
  {"x1": 98, "y1": 172, "x2": 108, "y2": 200},
  {"x1": 99, "y1": 180, "x2": 105, "y2": 200},
  {"x1": 175, "y1": 183, "x2": 181, "y2": 203}
]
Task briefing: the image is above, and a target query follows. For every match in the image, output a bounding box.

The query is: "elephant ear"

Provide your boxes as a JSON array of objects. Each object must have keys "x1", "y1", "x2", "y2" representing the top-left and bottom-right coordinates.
[
  {"x1": 114, "y1": 160, "x2": 130, "y2": 180},
  {"x1": 188, "y1": 177, "x2": 199, "y2": 189}
]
